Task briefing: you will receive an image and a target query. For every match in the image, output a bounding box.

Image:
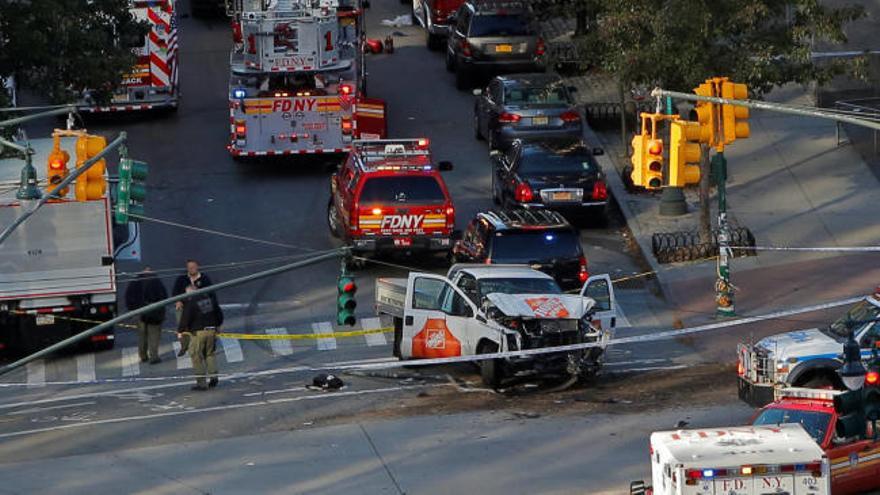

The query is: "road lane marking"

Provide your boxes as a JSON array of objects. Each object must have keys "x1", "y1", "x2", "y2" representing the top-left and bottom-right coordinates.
[
  {"x1": 613, "y1": 302, "x2": 631, "y2": 328},
  {"x1": 242, "y1": 386, "x2": 307, "y2": 397},
  {"x1": 121, "y1": 348, "x2": 140, "y2": 377},
  {"x1": 603, "y1": 359, "x2": 667, "y2": 367},
  {"x1": 266, "y1": 327, "x2": 293, "y2": 356},
  {"x1": 361, "y1": 317, "x2": 387, "y2": 347},
  {"x1": 6, "y1": 401, "x2": 96, "y2": 415},
  {"x1": 312, "y1": 321, "x2": 337, "y2": 351},
  {"x1": 173, "y1": 342, "x2": 192, "y2": 369},
  {"x1": 26, "y1": 361, "x2": 45, "y2": 388},
  {"x1": 76, "y1": 354, "x2": 96, "y2": 383},
  {"x1": 0, "y1": 384, "x2": 445, "y2": 440},
  {"x1": 220, "y1": 335, "x2": 244, "y2": 363}
]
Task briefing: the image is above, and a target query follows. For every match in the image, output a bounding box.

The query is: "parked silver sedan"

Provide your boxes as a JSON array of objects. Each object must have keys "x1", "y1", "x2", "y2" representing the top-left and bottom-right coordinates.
[{"x1": 473, "y1": 73, "x2": 582, "y2": 150}]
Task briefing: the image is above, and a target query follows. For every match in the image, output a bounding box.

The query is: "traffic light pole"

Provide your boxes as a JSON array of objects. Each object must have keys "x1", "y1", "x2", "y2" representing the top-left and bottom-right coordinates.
[
  {"x1": 0, "y1": 132, "x2": 127, "y2": 246},
  {"x1": 713, "y1": 153, "x2": 734, "y2": 317},
  {"x1": 0, "y1": 248, "x2": 347, "y2": 377}
]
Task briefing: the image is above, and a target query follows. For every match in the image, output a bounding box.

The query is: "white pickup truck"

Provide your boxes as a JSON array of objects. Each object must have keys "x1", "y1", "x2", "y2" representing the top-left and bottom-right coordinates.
[{"x1": 375, "y1": 264, "x2": 618, "y2": 387}]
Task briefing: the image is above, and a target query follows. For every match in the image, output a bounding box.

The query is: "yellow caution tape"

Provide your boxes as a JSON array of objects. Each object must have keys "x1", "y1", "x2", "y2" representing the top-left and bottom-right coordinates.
[{"x1": 217, "y1": 327, "x2": 394, "y2": 340}]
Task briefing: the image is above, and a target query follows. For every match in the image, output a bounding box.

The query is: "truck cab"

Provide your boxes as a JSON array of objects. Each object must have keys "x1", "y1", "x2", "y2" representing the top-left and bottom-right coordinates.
[
  {"x1": 375, "y1": 264, "x2": 617, "y2": 387},
  {"x1": 738, "y1": 289, "x2": 880, "y2": 407},
  {"x1": 750, "y1": 388, "x2": 880, "y2": 495}
]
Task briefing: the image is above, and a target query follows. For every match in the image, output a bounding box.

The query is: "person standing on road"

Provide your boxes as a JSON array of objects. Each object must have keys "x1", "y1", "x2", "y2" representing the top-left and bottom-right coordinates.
[
  {"x1": 172, "y1": 259, "x2": 215, "y2": 356},
  {"x1": 124, "y1": 267, "x2": 168, "y2": 364},
  {"x1": 178, "y1": 285, "x2": 224, "y2": 391}
]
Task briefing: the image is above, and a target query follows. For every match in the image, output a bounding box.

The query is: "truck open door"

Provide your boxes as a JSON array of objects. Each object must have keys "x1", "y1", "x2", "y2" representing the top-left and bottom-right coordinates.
[
  {"x1": 580, "y1": 274, "x2": 617, "y2": 332},
  {"x1": 355, "y1": 98, "x2": 386, "y2": 139},
  {"x1": 401, "y1": 272, "x2": 479, "y2": 359}
]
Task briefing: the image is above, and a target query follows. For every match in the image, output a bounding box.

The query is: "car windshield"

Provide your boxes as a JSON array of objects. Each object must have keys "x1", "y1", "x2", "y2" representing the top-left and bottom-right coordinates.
[
  {"x1": 752, "y1": 408, "x2": 832, "y2": 444},
  {"x1": 359, "y1": 176, "x2": 447, "y2": 204},
  {"x1": 826, "y1": 300, "x2": 880, "y2": 338},
  {"x1": 519, "y1": 147, "x2": 598, "y2": 176},
  {"x1": 477, "y1": 277, "x2": 562, "y2": 300},
  {"x1": 469, "y1": 14, "x2": 533, "y2": 37},
  {"x1": 490, "y1": 231, "x2": 581, "y2": 263},
  {"x1": 504, "y1": 85, "x2": 569, "y2": 105}
]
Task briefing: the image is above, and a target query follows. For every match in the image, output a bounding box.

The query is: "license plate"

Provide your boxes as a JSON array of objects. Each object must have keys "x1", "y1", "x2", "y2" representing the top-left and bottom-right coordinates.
[
  {"x1": 495, "y1": 44, "x2": 513, "y2": 53},
  {"x1": 35, "y1": 315, "x2": 55, "y2": 326},
  {"x1": 394, "y1": 237, "x2": 413, "y2": 247},
  {"x1": 551, "y1": 192, "x2": 574, "y2": 201},
  {"x1": 532, "y1": 116, "x2": 549, "y2": 125}
]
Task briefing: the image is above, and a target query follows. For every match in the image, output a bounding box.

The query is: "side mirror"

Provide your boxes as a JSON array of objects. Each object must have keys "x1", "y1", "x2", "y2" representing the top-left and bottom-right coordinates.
[
  {"x1": 438, "y1": 160, "x2": 454, "y2": 171},
  {"x1": 568, "y1": 86, "x2": 578, "y2": 93},
  {"x1": 592, "y1": 147, "x2": 604, "y2": 156},
  {"x1": 472, "y1": 89, "x2": 483, "y2": 96}
]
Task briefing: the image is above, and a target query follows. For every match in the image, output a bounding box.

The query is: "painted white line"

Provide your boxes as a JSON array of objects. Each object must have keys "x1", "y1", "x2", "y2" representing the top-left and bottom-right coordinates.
[
  {"x1": 326, "y1": 356, "x2": 397, "y2": 366},
  {"x1": 7, "y1": 401, "x2": 97, "y2": 416},
  {"x1": 26, "y1": 361, "x2": 45, "y2": 388},
  {"x1": 612, "y1": 364, "x2": 689, "y2": 373},
  {"x1": 173, "y1": 342, "x2": 192, "y2": 369},
  {"x1": 0, "y1": 384, "x2": 445, "y2": 440},
  {"x1": 361, "y1": 317, "x2": 387, "y2": 347},
  {"x1": 121, "y1": 347, "x2": 140, "y2": 377},
  {"x1": 242, "y1": 386, "x2": 307, "y2": 397},
  {"x1": 266, "y1": 327, "x2": 293, "y2": 356},
  {"x1": 604, "y1": 359, "x2": 668, "y2": 367},
  {"x1": 220, "y1": 335, "x2": 244, "y2": 363},
  {"x1": 76, "y1": 354, "x2": 96, "y2": 383},
  {"x1": 614, "y1": 302, "x2": 631, "y2": 328},
  {"x1": 312, "y1": 321, "x2": 337, "y2": 351}
]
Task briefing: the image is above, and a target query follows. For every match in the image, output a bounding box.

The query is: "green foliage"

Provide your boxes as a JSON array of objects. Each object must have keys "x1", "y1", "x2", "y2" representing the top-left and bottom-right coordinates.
[
  {"x1": 533, "y1": 0, "x2": 865, "y2": 95},
  {"x1": 0, "y1": 0, "x2": 148, "y2": 104}
]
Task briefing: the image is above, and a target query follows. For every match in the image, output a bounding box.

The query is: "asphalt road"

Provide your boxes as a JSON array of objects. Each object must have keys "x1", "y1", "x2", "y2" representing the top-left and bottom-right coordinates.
[{"x1": 0, "y1": 0, "x2": 695, "y2": 488}]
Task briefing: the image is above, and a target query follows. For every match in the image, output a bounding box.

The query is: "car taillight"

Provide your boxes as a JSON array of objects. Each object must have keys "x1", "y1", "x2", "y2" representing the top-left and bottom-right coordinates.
[
  {"x1": 737, "y1": 359, "x2": 745, "y2": 376},
  {"x1": 867, "y1": 370, "x2": 879, "y2": 385},
  {"x1": 247, "y1": 34, "x2": 256, "y2": 54},
  {"x1": 232, "y1": 22, "x2": 242, "y2": 44},
  {"x1": 514, "y1": 182, "x2": 533, "y2": 202},
  {"x1": 351, "y1": 202, "x2": 359, "y2": 231},
  {"x1": 339, "y1": 83, "x2": 353, "y2": 96},
  {"x1": 535, "y1": 37, "x2": 545, "y2": 56},
  {"x1": 560, "y1": 110, "x2": 581, "y2": 123},
  {"x1": 341, "y1": 118, "x2": 353, "y2": 135},
  {"x1": 460, "y1": 39, "x2": 472, "y2": 57},
  {"x1": 498, "y1": 112, "x2": 521, "y2": 124},
  {"x1": 591, "y1": 180, "x2": 607, "y2": 201},
  {"x1": 446, "y1": 206, "x2": 455, "y2": 227},
  {"x1": 578, "y1": 255, "x2": 589, "y2": 283},
  {"x1": 235, "y1": 120, "x2": 247, "y2": 139},
  {"x1": 417, "y1": 138, "x2": 430, "y2": 149}
]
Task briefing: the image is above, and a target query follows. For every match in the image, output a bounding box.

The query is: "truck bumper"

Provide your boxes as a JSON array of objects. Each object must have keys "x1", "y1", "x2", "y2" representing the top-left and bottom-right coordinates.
[
  {"x1": 737, "y1": 375, "x2": 776, "y2": 407},
  {"x1": 352, "y1": 236, "x2": 452, "y2": 253}
]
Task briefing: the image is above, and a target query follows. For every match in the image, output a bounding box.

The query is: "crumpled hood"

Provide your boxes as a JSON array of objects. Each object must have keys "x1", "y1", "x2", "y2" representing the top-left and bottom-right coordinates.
[
  {"x1": 485, "y1": 293, "x2": 594, "y2": 319},
  {"x1": 756, "y1": 328, "x2": 840, "y2": 361}
]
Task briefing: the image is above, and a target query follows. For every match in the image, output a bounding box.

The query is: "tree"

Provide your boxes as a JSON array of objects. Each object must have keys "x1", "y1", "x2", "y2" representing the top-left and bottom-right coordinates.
[{"x1": 0, "y1": 0, "x2": 148, "y2": 105}]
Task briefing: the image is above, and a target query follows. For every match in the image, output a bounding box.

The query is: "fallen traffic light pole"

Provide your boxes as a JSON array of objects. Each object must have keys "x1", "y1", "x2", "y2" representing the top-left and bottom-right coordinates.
[{"x1": 0, "y1": 248, "x2": 347, "y2": 377}]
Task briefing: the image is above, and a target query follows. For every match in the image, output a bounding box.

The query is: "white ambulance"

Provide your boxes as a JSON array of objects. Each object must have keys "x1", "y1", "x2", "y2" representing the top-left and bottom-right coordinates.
[{"x1": 630, "y1": 424, "x2": 830, "y2": 495}]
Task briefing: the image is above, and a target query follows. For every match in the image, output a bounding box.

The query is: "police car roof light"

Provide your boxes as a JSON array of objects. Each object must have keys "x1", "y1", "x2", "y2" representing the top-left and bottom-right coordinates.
[{"x1": 779, "y1": 387, "x2": 842, "y2": 401}]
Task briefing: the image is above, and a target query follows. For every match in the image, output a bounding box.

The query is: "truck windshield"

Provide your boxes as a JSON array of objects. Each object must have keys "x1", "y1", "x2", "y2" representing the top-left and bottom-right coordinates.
[
  {"x1": 752, "y1": 408, "x2": 832, "y2": 444},
  {"x1": 478, "y1": 278, "x2": 561, "y2": 300},
  {"x1": 826, "y1": 300, "x2": 880, "y2": 338},
  {"x1": 490, "y1": 231, "x2": 581, "y2": 263},
  {"x1": 359, "y1": 177, "x2": 447, "y2": 204}
]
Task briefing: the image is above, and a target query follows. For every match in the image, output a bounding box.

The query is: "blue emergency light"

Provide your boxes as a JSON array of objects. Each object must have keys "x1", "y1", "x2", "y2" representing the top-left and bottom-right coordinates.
[{"x1": 232, "y1": 88, "x2": 247, "y2": 99}]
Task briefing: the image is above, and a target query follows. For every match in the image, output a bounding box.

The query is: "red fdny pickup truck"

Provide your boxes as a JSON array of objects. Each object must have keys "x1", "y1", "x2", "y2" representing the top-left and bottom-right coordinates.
[
  {"x1": 750, "y1": 387, "x2": 880, "y2": 495},
  {"x1": 327, "y1": 139, "x2": 455, "y2": 258}
]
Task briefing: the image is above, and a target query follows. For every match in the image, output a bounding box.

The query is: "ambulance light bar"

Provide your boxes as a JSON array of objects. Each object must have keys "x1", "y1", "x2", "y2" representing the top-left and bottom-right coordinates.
[
  {"x1": 779, "y1": 387, "x2": 842, "y2": 401},
  {"x1": 684, "y1": 462, "x2": 822, "y2": 483}
]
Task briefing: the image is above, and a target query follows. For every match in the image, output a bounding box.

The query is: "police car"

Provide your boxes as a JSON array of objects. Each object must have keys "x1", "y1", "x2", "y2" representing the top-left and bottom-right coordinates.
[
  {"x1": 327, "y1": 139, "x2": 456, "y2": 258},
  {"x1": 738, "y1": 288, "x2": 880, "y2": 407}
]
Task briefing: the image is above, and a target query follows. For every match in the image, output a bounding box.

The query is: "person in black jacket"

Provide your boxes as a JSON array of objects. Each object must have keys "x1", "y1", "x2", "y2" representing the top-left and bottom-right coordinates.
[
  {"x1": 178, "y1": 285, "x2": 224, "y2": 390},
  {"x1": 124, "y1": 267, "x2": 168, "y2": 364},
  {"x1": 172, "y1": 259, "x2": 215, "y2": 356}
]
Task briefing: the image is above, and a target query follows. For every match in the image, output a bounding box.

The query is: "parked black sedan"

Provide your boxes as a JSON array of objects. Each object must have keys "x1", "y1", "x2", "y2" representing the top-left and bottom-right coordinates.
[
  {"x1": 491, "y1": 137, "x2": 608, "y2": 219},
  {"x1": 473, "y1": 73, "x2": 581, "y2": 150}
]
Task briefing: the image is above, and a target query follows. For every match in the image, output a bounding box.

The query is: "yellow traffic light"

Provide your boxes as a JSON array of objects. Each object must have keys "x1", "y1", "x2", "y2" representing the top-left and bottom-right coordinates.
[
  {"x1": 668, "y1": 120, "x2": 702, "y2": 187},
  {"x1": 629, "y1": 133, "x2": 647, "y2": 187},
  {"x1": 47, "y1": 135, "x2": 70, "y2": 198},
  {"x1": 74, "y1": 134, "x2": 107, "y2": 201},
  {"x1": 721, "y1": 81, "x2": 750, "y2": 144},
  {"x1": 644, "y1": 138, "x2": 664, "y2": 190},
  {"x1": 692, "y1": 82, "x2": 717, "y2": 145}
]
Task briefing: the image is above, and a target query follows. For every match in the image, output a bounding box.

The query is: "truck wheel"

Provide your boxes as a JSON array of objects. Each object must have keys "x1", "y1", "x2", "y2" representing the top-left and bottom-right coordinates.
[
  {"x1": 393, "y1": 317, "x2": 403, "y2": 358},
  {"x1": 478, "y1": 342, "x2": 503, "y2": 389},
  {"x1": 491, "y1": 173, "x2": 501, "y2": 205},
  {"x1": 630, "y1": 481, "x2": 648, "y2": 495},
  {"x1": 455, "y1": 67, "x2": 471, "y2": 90},
  {"x1": 327, "y1": 200, "x2": 341, "y2": 238}
]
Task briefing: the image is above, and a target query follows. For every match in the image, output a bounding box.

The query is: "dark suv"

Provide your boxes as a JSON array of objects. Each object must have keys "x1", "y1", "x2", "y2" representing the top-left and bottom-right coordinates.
[
  {"x1": 491, "y1": 138, "x2": 608, "y2": 220},
  {"x1": 445, "y1": 0, "x2": 546, "y2": 89},
  {"x1": 451, "y1": 208, "x2": 588, "y2": 290}
]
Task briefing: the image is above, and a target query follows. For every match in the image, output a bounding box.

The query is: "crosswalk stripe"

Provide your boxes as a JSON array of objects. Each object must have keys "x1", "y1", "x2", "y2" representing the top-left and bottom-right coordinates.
[
  {"x1": 220, "y1": 336, "x2": 244, "y2": 363},
  {"x1": 26, "y1": 360, "x2": 45, "y2": 387},
  {"x1": 266, "y1": 327, "x2": 293, "y2": 356},
  {"x1": 312, "y1": 321, "x2": 337, "y2": 351},
  {"x1": 361, "y1": 317, "x2": 387, "y2": 347},
  {"x1": 76, "y1": 354, "x2": 96, "y2": 383},
  {"x1": 173, "y1": 342, "x2": 192, "y2": 369},
  {"x1": 121, "y1": 347, "x2": 140, "y2": 377}
]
